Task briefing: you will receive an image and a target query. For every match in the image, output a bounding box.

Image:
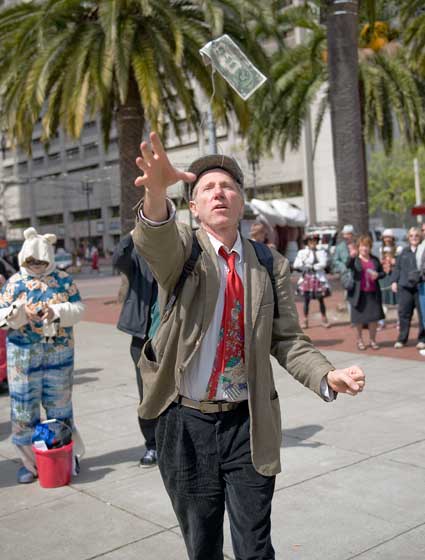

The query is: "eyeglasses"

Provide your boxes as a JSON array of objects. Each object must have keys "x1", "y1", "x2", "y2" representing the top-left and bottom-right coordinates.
[{"x1": 26, "y1": 259, "x2": 48, "y2": 266}]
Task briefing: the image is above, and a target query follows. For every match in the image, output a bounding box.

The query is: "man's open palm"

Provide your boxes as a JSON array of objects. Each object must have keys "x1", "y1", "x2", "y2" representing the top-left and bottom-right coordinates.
[{"x1": 135, "y1": 132, "x2": 196, "y2": 193}]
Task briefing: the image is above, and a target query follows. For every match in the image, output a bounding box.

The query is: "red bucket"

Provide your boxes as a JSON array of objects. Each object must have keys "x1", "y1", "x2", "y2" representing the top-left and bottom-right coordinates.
[{"x1": 33, "y1": 441, "x2": 74, "y2": 488}]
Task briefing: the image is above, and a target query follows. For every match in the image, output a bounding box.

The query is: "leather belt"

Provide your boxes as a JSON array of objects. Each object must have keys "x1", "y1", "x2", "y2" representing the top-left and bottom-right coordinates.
[{"x1": 174, "y1": 395, "x2": 244, "y2": 414}]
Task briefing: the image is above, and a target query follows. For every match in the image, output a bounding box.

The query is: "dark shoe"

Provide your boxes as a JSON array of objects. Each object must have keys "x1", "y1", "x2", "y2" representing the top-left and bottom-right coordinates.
[
  {"x1": 140, "y1": 449, "x2": 157, "y2": 468},
  {"x1": 17, "y1": 466, "x2": 37, "y2": 484}
]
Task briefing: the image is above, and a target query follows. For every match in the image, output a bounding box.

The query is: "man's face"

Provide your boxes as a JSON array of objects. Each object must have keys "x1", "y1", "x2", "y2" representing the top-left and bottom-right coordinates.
[
  {"x1": 189, "y1": 170, "x2": 244, "y2": 234},
  {"x1": 343, "y1": 232, "x2": 353, "y2": 243},
  {"x1": 421, "y1": 224, "x2": 425, "y2": 240}
]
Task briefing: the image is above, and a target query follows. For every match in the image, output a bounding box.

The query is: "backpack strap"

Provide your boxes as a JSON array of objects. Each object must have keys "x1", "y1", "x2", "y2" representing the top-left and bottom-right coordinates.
[
  {"x1": 248, "y1": 240, "x2": 280, "y2": 319},
  {"x1": 164, "y1": 234, "x2": 279, "y2": 320},
  {"x1": 163, "y1": 232, "x2": 203, "y2": 315}
]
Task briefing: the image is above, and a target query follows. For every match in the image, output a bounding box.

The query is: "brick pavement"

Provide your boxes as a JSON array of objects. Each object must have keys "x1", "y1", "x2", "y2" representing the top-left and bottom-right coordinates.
[{"x1": 82, "y1": 280, "x2": 425, "y2": 362}]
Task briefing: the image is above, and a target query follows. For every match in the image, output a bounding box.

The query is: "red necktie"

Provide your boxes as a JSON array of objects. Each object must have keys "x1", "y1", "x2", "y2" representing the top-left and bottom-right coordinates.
[{"x1": 206, "y1": 247, "x2": 245, "y2": 400}]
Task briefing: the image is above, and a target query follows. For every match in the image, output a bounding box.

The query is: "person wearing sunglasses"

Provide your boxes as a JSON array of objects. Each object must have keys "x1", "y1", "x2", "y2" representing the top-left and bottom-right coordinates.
[
  {"x1": 391, "y1": 227, "x2": 425, "y2": 349},
  {"x1": 0, "y1": 227, "x2": 85, "y2": 483}
]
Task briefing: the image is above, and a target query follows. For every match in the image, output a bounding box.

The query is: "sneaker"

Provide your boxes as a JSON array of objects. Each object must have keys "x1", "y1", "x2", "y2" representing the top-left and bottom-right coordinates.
[
  {"x1": 416, "y1": 342, "x2": 425, "y2": 350},
  {"x1": 419, "y1": 349, "x2": 425, "y2": 357},
  {"x1": 394, "y1": 341, "x2": 404, "y2": 349},
  {"x1": 17, "y1": 466, "x2": 37, "y2": 484},
  {"x1": 140, "y1": 449, "x2": 157, "y2": 468}
]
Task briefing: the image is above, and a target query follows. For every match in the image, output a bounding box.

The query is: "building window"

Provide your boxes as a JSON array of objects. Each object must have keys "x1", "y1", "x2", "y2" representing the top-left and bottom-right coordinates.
[
  {"x1": 71, "y1": 208, "x2": 102, "y2": 222},
  {"x1": 8, "y1": 218, "x2": 31, "y2": 229},
  {"x1": 84, "y1": 142, "x2": 99, "y2": 157},
  {"x1": 67, "y1": 164, "x2": 99, "y2": 174},
  {"x1": 253, "y1": 181, "x2": 303, "y2": 200},
  {"x1": 33, "y1": 156, "x2": 44, "y2": 167},
  {"x1": 18, "y1": 161, "x2": 28, "y2": 173},
  {"x1": 110, "y1": 206, "x2": 120, "y2": 218},
  {"x1": 2, "y1": 165, "x2": 14, "y2": 177},
  {"x1": 38, "y1": 214, "x2": 64, "y2": 226},
  {"x1": 66, "y1": 147, "x2": 79, "y2": 160},
  {"x1": 83, "y1": 120, "x2": 97, "y2": 133}
]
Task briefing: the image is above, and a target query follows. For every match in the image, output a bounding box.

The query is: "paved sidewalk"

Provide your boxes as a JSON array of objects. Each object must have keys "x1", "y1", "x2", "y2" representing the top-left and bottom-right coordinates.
[{"x1": 1, "y1": 320, "x2": 425, "y2": 560}]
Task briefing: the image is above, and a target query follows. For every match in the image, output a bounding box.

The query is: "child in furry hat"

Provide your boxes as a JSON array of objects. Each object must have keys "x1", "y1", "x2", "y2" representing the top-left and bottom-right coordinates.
[{"x1": 0, "y1": 227, "x2": 85, "y2": 484}]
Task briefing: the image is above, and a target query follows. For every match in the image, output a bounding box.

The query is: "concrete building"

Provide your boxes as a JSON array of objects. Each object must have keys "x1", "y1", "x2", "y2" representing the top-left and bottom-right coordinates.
[{"x1": 0, "y1": 1, "x2": 338, "y2": 255}]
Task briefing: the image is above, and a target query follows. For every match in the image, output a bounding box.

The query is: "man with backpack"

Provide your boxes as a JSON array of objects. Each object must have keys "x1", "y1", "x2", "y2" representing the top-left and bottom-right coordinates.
[{"x1": 131, "y1": 132, "x2": 366, "y2": 560}]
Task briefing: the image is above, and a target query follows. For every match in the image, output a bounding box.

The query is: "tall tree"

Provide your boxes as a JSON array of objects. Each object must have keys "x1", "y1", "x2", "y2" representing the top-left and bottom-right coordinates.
[
  {"x1": 250, "y1": 0, "x2": 425, "y2": 232},
  {"x1": 326, "y1": 0, "x2": 367, "y2": 232},
  {"x1": 0, "y1": 0, "x2": 267, "y2": 234}
]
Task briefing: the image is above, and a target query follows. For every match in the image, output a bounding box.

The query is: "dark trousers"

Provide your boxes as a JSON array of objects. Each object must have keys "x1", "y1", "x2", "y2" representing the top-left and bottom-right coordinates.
[
  {"x1": 156, "y1": 401, "x2": 275, "y2": 560},
  {"x1": 397, "y1": 286, "x2": 425, "y2": 344},
  {"x1": 129, "y1": 337, "x2": 157, "y2": 450},
  {"x1": 303, "y1": 294, "x2": 326, "y2": 317}
]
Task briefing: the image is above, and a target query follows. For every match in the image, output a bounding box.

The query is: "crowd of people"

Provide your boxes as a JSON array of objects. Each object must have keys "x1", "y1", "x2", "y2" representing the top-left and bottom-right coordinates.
[{"x1": 255, "y1": 220, "x2": 425, "y2": 353}]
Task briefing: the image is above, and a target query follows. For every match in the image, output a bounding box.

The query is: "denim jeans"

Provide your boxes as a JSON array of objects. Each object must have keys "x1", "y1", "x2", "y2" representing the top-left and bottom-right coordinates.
[{"x1": 156, "y1": 400, "x2": 276, "y2": 560}]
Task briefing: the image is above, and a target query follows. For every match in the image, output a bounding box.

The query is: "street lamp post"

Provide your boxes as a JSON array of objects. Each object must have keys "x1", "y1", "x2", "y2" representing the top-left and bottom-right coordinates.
[
  {"x1": 247, "y1": 151, "x2": 259, "y2": 199},
  {"x1": 81, "y1": 180, "x2": 94, "y2": 248}
]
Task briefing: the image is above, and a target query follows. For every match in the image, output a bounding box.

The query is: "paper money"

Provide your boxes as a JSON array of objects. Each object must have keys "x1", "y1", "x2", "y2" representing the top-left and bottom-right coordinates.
[{"x1": 200, "y1": 34, "x2": 267, "y2": 101}]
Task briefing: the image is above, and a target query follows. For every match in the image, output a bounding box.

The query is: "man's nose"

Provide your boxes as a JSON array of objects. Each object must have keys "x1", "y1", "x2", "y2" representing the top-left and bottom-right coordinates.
[{"x1": 212, "y1": 186, "x2": 225, "y2": 197}]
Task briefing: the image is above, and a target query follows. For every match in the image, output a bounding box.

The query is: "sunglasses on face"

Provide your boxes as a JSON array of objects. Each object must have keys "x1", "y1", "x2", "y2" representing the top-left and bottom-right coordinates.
[{"x1": 26, "y1": 259, "x2": 48, "y2": 266}]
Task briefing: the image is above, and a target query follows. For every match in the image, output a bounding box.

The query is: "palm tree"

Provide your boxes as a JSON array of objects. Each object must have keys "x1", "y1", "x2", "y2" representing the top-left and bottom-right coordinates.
[
  {"x1": 251, "y1": 0, "x2": 425, "y2": 232},
  {"x1": 402, "y1": 1, "x2": 425, "y2": 76},
  {"x1": 0, "y1": 0, "x2": 268, "y2": 234}
]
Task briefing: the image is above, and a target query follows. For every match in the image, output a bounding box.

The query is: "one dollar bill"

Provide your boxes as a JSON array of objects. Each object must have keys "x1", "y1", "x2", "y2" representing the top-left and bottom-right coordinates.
[{"x1": 200, "y1": 34, "x2": 267, "y2": 101}]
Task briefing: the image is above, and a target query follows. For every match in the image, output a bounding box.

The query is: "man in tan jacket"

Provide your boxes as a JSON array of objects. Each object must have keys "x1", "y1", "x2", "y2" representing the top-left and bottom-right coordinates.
[{"x1": 132, "y1": 132, "x2": 365, "y2": 560}]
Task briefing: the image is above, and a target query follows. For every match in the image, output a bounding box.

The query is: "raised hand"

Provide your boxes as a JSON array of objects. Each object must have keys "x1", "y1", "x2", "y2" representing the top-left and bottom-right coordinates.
[
  {"x1": 134, "y1": 132, "x2": 197, "y2": 222},
  {"x1": 327, "y1": 366, "x2": 365, "y2": 396},
  {"x1": 135, "y1": 132, "x2": 196, "y2": 194}
]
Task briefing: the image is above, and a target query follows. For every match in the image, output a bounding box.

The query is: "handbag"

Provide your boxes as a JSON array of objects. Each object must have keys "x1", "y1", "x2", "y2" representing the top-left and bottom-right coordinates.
[{"x1": 340, "y1": 268, "x2": 355, "y2": 291}]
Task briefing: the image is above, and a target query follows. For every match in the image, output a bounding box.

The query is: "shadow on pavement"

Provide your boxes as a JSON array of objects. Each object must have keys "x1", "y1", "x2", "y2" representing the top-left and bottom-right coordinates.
[
  {"x1": 70, "y1": 444, "x2": 144, "y2": 485},
  {"x1": 73, "y1": 367, "x2": 103, "y2": 386},
  {"x1": 0, "y1": 420, "x2": 11, "y2": 442},
  {"x1": 282, "y1": 424, "x2": 323, "y2": 448}
]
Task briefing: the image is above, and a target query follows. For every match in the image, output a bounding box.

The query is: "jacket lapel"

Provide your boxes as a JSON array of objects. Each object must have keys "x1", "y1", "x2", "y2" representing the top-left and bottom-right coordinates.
[
  {"x1": 243, "y1": 238, "x2": 268, "y2": 358},
  {"x1": 197, "y1": 229, "x2": 221, "y2": 334}
]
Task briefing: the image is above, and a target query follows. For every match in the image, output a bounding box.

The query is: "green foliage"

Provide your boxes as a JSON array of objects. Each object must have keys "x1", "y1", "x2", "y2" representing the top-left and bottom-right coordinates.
[
  {"x1": 0, "y1": 0, "x2": 268, "y2": 152},
  {"x1": 249, "y1": 0, "x2": 425, "y2": 158},
  {"x1": 368, "y1": 142, "x2": 425, "y2": 215}
]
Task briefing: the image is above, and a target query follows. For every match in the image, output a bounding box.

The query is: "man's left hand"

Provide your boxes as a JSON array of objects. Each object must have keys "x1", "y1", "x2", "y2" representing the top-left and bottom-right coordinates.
[{"x1": 327, "y1": 366, "x2": 365, "y2": 396}]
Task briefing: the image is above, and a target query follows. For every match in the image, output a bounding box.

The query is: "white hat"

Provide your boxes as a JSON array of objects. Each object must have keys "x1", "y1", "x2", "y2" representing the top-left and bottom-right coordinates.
[
  {"x1": 382, "y1": 228, "x2": 394, "y2": 238},
  {"x1": 342, "y1": 224, "x2": 354, "y2": 234},
  {"x1": 18, "y1": 227, "x2": 57, "y2": 274}
]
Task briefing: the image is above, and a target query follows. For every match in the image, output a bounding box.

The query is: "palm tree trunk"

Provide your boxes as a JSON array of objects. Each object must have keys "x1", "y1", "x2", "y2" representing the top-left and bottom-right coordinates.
[
  {"x1": 116, "y1": 72, "x2": 146, "y2": 236},
  {"x1": 326, "y1": 0, "x2": 369, "y2": 234}
]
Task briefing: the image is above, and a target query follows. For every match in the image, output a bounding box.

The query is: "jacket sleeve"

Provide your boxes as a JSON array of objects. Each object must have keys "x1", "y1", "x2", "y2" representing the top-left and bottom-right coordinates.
[
  {"x1": 0, "y1": 300, "x2": 28, "y2": 330},
  {"x1": 270, "y1": 255, "x2": 335, "y2": 398},
  {"x1": 390, "y1": 253, "x2": 401, "y2": 283},
  {"x1": 293, "y1": 250, "x2": 305, "y2": 271},
  {"x1": 50, "y1": 301, "x2": 85, "y2": 327},
  {"x1": 131, "y1": 201, "x2": 191, "y2": 295},
  {"x1": 112, "y1": 234, "x2": 133, "y2": 277},
  {"x1": 49, "y1": 277, "x2": 85, "y2": 327}
]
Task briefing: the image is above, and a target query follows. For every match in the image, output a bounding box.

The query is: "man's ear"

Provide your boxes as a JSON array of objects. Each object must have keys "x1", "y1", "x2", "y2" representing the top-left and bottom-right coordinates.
[{"x1": 189, "y1": 200, "x2": 198, "y2": 219}]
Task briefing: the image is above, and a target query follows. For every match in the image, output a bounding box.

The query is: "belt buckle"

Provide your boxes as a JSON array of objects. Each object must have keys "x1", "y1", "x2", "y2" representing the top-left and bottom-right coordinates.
[{"x1": 199, "y1": 400, "x2": 213, "y2": 414}]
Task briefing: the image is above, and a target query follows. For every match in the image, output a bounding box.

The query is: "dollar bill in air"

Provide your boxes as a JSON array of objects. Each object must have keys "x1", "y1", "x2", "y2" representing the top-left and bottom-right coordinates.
[{"x1": 200, "y1": 34, "x2": 267, "y2": 101}]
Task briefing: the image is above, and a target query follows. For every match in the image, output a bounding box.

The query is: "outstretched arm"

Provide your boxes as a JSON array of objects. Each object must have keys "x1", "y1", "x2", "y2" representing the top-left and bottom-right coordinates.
[{"x1": 134, "y1": 132, "x2": 196, "y2": 221}]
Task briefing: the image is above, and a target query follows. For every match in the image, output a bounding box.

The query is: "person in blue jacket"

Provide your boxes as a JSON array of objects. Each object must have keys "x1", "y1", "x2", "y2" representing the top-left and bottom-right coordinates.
[{"x1": 113, "y1": 234, "x2": 158, "y2": 467}]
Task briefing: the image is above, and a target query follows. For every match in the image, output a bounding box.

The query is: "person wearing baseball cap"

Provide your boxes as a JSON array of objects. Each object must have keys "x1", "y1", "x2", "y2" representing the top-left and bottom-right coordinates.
[{"x1": 131, "y1": 132, "x2": 365, "y2": 559}]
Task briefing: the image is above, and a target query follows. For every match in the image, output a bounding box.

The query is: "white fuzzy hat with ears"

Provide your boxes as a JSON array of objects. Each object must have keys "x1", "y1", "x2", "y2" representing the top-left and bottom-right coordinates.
[{"x1": 18, "y1": 227, "x2": 57, "y2": 274}]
